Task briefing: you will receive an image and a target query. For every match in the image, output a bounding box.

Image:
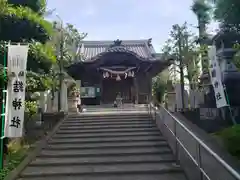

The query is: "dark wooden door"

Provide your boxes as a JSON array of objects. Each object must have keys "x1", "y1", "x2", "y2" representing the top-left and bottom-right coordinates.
[{"x1": 101, "y1": 78, "x2": 133, "y2": 104}]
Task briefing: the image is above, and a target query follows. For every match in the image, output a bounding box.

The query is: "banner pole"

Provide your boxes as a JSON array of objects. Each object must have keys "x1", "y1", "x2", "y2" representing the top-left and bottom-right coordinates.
[
  {"x1": 0, "y1": 43, "x2": 7, "y2": 170},
  {"x1": 224, "y1": 85, "x2": 237, "y2": 125}
]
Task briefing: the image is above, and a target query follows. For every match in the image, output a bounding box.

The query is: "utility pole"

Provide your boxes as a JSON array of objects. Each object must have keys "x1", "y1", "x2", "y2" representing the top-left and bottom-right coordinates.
[{"x1": 177, "y1": 27, "x2": 185, "y2": 110}]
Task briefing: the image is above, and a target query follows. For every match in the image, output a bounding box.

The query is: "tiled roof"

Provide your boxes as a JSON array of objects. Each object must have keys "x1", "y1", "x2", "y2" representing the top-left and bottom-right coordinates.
[{"x1": 79, "y1": 39, "x2": 155, "y2": 61}]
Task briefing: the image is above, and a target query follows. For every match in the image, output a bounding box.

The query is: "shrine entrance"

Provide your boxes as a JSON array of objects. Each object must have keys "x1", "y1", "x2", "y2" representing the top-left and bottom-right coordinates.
[
  {"x1": 101, "y1": 77, "x2": 134, "y2": 104},
  {"x1": 66, "y1": 39, "x2": 172, "y2": 106}
]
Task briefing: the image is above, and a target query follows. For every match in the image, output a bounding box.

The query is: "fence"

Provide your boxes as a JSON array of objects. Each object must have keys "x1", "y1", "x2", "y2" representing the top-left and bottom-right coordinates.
[{"x1": 148, "y1": 104, "x2": 240, "y2": 180}]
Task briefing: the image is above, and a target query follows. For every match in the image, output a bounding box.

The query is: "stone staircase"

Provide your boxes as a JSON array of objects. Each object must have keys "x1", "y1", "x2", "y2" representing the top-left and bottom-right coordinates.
[
  {"x1": 80, "y1": 104, "x2": 148, "y2": 113},
  {"x1": 17, "y1": 112, "x2": 187, "y2": 180}
]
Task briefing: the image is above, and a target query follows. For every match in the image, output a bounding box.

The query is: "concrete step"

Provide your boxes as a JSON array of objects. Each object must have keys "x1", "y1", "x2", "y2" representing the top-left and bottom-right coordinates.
[
  {"x1": 18, "y1": 173, "x2": 187, "y2": 180},
  {"x1": 67, "y1": 115, "x2": 149, "y2": 120},
  {"x1": 45, "y1": 141, "x2": 168, "y2": 150},
  {"x1": 30, "y1": 154, "x2": 175, "y2": 166},
  {"x1": 53, "y1": 131, "x2": 161, "y2": 138},
  {"x1": 58, "y1": 124, "x2": 155, "y2": 130},
  {"x1": 69, "y1": 111, "x2": 149, "y2": 116},
  {"x1": 21, "y1": 162, "x2": 183, "y2": 178},
  {"x1": 61, "y1": 122, "x2": 153, "y2": 127},
  {"x1": 48, "y1": 135, "x2": 165, "y2": 144},
  {"x1": 56, "y1": 127, "x2": 159, "y2": 134},
  {"x1": 15, "y1": 110, "x2": 188, "y2": 180},
  {"x1": 38, "y1": 147, "x2": 171, "y2": 158},
  {"x1": 62, "y1": 120, "x2": 153, "y2": 125}
]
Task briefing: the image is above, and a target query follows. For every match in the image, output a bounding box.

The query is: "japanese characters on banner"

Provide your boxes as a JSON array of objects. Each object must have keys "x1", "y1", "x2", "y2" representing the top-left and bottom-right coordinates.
[
  {"x1": 208, "y1": 46, "x2": 228, "y2": 108},
  {"x1": 5, "y1": 44, "x2": 29, "y2": 137}
]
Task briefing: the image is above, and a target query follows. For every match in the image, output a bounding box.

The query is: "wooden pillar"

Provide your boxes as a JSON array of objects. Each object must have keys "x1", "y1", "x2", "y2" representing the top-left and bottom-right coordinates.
[
  {"x1": 134, "y1": 77, "x2": 138, "y2": 104},
  {"x1": 100, "y1": 78, "x2": 103, "y2": 104},
  {"x1": 147, "y1": 74, "x2": 152, "y2": 103}
]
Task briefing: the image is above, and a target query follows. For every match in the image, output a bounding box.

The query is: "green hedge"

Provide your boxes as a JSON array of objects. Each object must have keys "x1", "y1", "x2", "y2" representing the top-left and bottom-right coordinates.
[{"x1": 215, "y1": 125, "x2": 240, "y2": 159}]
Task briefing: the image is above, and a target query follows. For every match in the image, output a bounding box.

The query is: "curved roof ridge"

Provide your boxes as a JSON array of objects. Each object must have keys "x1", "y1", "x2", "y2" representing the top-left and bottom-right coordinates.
[{"x1": 81, "y1": 39, "x2": 149, "y2": 45}]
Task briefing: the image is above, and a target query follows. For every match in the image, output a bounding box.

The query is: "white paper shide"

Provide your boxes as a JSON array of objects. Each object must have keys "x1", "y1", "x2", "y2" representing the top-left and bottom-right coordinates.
[
  {"x1": 5, "y1": 44, "x2": 29, "y2": 137},
  {"x1": 208, "y1": 46, "x2": 228, "y2": 108}
]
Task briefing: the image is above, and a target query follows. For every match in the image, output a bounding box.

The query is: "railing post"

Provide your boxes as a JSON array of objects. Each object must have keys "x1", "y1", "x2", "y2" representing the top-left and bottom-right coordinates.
[
  {"x1": 197, "y1": 143, "x2": 203, "y2": 180},
  {"x1": 173, "y1": 117, "x2": 179, "y2": 164},
  {"x1": 154, "y1": 108, "x2": 157, "y2": 121}
]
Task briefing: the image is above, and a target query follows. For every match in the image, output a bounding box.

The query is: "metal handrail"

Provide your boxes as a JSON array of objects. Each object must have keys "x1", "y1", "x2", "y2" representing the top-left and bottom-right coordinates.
[{"x1": 148, "y1": 103, "x2": 240, "y2": 180}]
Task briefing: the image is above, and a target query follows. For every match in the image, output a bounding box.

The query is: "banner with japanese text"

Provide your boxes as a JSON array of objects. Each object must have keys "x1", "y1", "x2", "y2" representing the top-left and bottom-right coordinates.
[
  {"x1": 5, "y1": 44, "x2": 29, "y2": 137},
  {"x1": 208, "y1": 46, "x2": 228, "y2": 108}
]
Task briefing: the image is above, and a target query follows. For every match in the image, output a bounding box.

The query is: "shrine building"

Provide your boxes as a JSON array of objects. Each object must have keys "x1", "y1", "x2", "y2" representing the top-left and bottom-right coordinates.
[{"x1": 67, "y1": 39, "x2": 172, "y2": 105}]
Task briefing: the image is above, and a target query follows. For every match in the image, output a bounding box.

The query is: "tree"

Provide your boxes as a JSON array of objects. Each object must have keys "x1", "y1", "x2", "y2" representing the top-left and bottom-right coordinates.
[
  {"x1": 0, "y1": 0, "x2": 55, "y2": 73},
  {"x1": 7, "y1": 0, "x2": 46, "y2": 14},
  {"x1": 162, "y1": 23, "x2": 200, "y2": 90},
  {"x1": 0, "y1": 0, "x2": 56, "y2": 93},
  {"x1": 191, "y1": 0, "x2": 211, "y2": 75},
  {"x1": 211, "y1": 0, "x2": 240, "y2": 31},
  {"x1": 152, "y1": 73, "x2": 167, "y2": 104},
  {"x1": 52, "y1": 22, "x2": 87, "y2": 66},
  {"x1": 161, "y1": 23, "x2": 202, "y2": 108}
]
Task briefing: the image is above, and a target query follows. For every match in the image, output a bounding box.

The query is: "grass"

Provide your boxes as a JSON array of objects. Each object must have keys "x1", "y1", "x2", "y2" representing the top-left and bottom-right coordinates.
[{"x1": 0, "y1": 139, "x2": 30, "y2": 180}]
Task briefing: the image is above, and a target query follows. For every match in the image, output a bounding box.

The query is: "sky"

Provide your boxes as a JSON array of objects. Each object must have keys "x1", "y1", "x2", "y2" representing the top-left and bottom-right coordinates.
[{"x1": 46, "y1": 0, "x2": 218, "y2": 52}]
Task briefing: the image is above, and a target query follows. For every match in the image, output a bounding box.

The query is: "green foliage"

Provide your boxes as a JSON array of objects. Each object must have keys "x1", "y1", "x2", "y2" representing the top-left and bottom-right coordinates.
[
  {"x1": 0, "y1": 65, "x2": 7, "y2": 84},
  {"x1": 0, "y1": 1, "x2": 53, "y2": 43},
  {"x1": 162, "y1": 23, "x2": 200, "y2": 89},
  {"x1": 7, "y1": 0, "x2": 46, "y2": 13},
  {"x1": 25, "y1": 100, "x2": 37, "y2": 117},
  {"x1": 0, "y1": 41, "x2": 56, "y2": 73},
  {"x1": 233, "y1": 43, "x2": 240, "y2": 71},
  {"x1": 27, "y1": 41, "x2": 56, "y2": 73},
  {"x1": 26, "y1": 71, "x2": 52, "y2": 92},
  {"x1": 191, "y1": 0, "x2": 211, "y2": 24},
  {"x1": 215, "y1": 125, "x2": 240, "y2": 159},
  {"x1": 0, "y1": 148, "x2": 27, "y2": 179},
  {"x1": 52, "y1": 22, "x2": 87, "y2": 65},
  {"x1": 213, "y1": 0, "x2": 240, "y2": 30},
  {"x1": 152, "y1": 74, "x2": 168, "y2": 103}
]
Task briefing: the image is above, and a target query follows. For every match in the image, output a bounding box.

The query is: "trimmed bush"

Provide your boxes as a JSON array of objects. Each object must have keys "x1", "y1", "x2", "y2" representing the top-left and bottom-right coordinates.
[{"x1": 215, "y1": 125, "x2": 240, "y2": 159}]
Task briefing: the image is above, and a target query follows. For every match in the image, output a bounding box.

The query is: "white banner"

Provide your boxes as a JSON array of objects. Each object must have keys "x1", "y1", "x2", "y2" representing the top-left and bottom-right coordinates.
[
  {"x1": 5, "y1": 44, "x2": 29, "y2": 137},
  {"x1": 208, "y1": 46, "x2": 228, "y2": 108}
]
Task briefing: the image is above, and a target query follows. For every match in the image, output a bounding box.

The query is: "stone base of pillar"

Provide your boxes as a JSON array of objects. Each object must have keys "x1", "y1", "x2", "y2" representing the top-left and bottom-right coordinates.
[
  {"x1": 68, "y1": 97, "x2": 78, "y2": 113},
  {"x1": 167, "y1": 91, "x2": 176, "y2": 112}
]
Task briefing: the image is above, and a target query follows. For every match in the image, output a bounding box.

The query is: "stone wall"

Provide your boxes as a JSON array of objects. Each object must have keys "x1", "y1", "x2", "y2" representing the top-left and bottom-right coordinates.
[
  {"x1": 23, "y1": 112, "x2": 64, "y2": 143},
  {"x1": 137, "y1": 75, "x2": 151, "y2": 103},
  {"x1": 181, "y1": 108, "x2": 233, "y2": 133}
]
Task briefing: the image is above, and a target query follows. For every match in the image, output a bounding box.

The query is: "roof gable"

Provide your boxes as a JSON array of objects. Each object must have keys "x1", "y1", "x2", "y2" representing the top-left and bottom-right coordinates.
[{"x1": 79, "y1": 39, "x2": 155, "y2": 61}]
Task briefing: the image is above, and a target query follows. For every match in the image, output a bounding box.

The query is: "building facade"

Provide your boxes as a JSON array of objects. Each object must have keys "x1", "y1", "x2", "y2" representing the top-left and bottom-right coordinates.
[{"x1": 67, "y1": 39, "x2": 172, "y2": 105}]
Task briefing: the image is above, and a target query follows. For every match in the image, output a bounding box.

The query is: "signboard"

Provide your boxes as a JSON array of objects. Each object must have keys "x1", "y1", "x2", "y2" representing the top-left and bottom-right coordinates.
[
  {"x1": 208, "y1": 46, "x2": 228, "y2": 108},
  {"x1": 81, "y1": 87, "x2": 96, "y2": 98},
  {"x1": 5, "y1": 44, "x2": 29, "y2": 137}
]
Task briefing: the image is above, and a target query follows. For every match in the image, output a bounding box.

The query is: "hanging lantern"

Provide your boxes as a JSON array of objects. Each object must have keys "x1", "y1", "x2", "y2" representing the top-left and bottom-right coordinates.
[
  {"x1": 125, "y1": 73, "x2": 128, "y2": 79},
  {"x1": 106, "y1": 72, "x2": 109, "y2": 78},
  {"x1": 116, "y1": 74, "x2": 121, "y2": 81},
  {"x1": 103, "y1": 72, "x2": 106, "y2": 78},
  {"x1": 128, "y1": 71, "x2": 131, "y2": 77}
]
